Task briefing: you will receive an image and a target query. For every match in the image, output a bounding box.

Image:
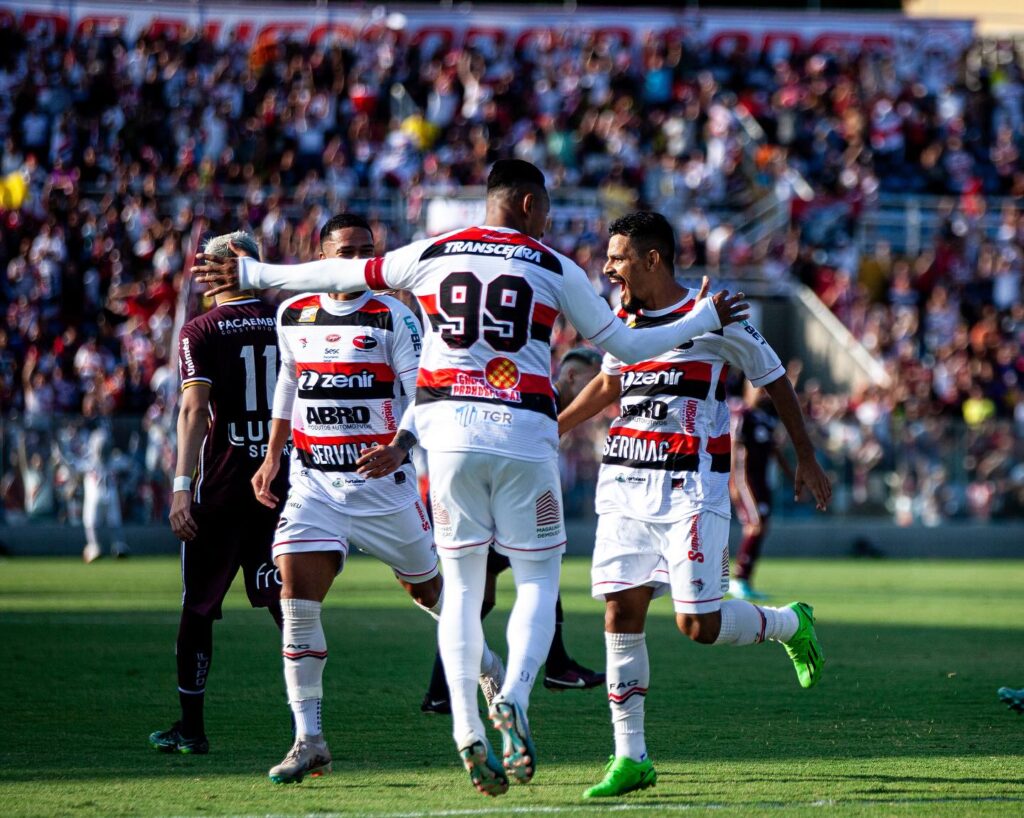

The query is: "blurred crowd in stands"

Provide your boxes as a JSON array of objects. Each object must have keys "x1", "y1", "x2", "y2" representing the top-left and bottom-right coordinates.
[{"x1": 0, "y1": 19, "x2": 1022, "y2": 527}]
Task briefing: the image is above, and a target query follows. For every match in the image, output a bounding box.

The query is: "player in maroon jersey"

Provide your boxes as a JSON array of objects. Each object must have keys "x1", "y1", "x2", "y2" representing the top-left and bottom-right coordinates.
[
  {"x1": 729, "y1": 381, "x2": 796, "y2": 600},
  {"x1": 150, "y1": 231, "x2": 288, "y2": 755}
]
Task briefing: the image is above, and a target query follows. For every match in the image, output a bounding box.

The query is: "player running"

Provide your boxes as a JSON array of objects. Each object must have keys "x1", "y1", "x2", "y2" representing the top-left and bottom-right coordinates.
[
  {"x1": 250, "y1": 213, "x2": 502, "y2": 784},
  {"x1": 728, "y1": 380, "x2": 797, "y2": 600},
  {"x1": 556, "y1": 212, "x2": 832, "y2": 799},
  {"x1": 194, "y1": 160, "x2": 749, "y2": 797},
  {"x1": 151, "y1": 231, "x2": 287, "y2": 755}
]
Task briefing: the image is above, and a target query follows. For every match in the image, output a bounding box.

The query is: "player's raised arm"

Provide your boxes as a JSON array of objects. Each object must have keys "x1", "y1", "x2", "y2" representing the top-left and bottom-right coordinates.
[
  {"x1": 194, "y1": 237, "x2": 426, "y2": 297},
  {"x1": 557, "y1": 261, "x2": 747, "y2": 364}
]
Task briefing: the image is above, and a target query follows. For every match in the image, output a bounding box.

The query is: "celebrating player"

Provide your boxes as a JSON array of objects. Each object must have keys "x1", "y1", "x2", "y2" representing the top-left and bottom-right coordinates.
[
  {"x1": 250, "y1": 213, "x2": 502, "y2": 784},
  {"x1": 193, "y1": 160, "x2": 749, "y2": 797},
  {"x1": 728, "y1": 379, "x2": 797, "y2": 600},
  {"x1": 558, "y1": 212, "x2": 832, "y2": 798},
  {"x1": 419, "y1": 346, "x2": 607, "y2": 715},
  {"x1": 151, "y1": 231, "x2": 287, "y2": 755}
]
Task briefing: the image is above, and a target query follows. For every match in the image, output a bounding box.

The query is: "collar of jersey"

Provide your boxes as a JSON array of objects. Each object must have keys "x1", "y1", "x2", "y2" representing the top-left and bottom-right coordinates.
[
  {"x1": 635, "y1": 291, "x2": 693, "y2": 318},
  {"x1": 317, "y1": 291, "x2": 372, "y2": 316}
]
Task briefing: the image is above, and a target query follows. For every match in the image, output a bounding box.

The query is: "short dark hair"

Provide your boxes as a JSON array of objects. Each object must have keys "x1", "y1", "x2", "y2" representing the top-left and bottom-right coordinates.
[
  {"x1": 608, "y1": 211, "x2": 675, "y2": 269},
  {"x1": 560, "y1": 347, "x2": 602, "y2": 369},
  {"x1": 320, "y1": 213, "x2": 372, "y2": 247},
  {"x1": 487, "y1": 159, "x2": 547, "y2": 195}
]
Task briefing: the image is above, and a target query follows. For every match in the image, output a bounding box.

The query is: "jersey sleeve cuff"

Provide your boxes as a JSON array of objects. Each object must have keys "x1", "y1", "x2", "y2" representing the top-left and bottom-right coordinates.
[
  {"x1": 747, "y1": 363, "x2": 786, "y2": 388},
  {"x1": 181, "y1": 377, "x2": 212, "y2": 391}
]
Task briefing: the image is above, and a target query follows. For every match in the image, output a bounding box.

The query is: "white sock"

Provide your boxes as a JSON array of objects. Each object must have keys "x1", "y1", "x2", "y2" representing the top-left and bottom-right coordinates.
[
  {"x1": 500, "y1": 554, "x2": 561, "y2": 712},
  {"x1": 281, "y1": 598, "x2": 327, "y2": 739},
  {"x1": 437, "y1": 551, "x2": 488, "y2": 747},
  {"x1": 714, "y1": 600, "x2": 799, "y2": 645},
  {"x1": 606, "y1": 631, "x2": 648, "y2": 762},
  {"x1": 416, "y1": 584, "x2": 496, "y2": 674},
  {"x1": 293, "y1": 698, "x2": 322, "y2": 738}
]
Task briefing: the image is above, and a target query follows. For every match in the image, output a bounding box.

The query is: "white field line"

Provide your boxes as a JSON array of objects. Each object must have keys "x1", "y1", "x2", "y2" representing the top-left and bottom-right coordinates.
[{"x1": 156, "y1": 795, "x2": 1024, "y2": 818}]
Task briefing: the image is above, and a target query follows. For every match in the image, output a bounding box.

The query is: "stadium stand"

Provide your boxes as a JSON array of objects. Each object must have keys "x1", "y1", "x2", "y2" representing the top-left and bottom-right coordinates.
[{"x1": 1, "y1": 16, "x2": 1022, "y2": 529}]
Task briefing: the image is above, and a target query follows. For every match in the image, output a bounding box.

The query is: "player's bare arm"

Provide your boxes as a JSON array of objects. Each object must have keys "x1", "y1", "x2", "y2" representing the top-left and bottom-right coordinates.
[
  {"x1": 763, "y1": 375, "x2": 832, "y2": 510},
  {"x1": 251, "y1": 418, "x2": 291, "y2": 509},
  {"x1": 356, "y1": 430, "x2": 417, "y2": 479},
  {"x1": 170, "y1": 383, "x2": 211, "y2": 540},
  {"x1": 557, "y1": 372, "x2": 622, "y2": 436}
]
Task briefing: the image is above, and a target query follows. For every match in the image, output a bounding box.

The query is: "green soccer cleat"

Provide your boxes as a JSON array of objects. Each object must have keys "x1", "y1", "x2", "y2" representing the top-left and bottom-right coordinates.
[
  {"x1": 583, "y1": 755, "x2": 657, "y2": 798},
  {"x1": 489, "y1": 700, "x2": 536, "y2": 784},
  {"x1": 998, "y1": 687, "x2": 1024, "y2": 714},
  {"x1": 783, "y1": 602, "x2": 824, "y2": 688},
  {"x1": 459, "y1": 739, "x2": 509, "y2": 797},
  {"x1": 148, "y1": 722, "x2": 209, "y2": 755}
]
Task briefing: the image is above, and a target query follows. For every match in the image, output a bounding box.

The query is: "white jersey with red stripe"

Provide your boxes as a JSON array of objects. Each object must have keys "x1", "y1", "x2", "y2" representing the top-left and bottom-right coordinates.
[
  {"x1": 596, "y1": 291, "x2": 785, "y2": 523},
  {"x1": 238, "y1": 225, "x2": 726, "y2": 462},
  {"x1": 273, "y1": 292, "x2": 422, "y2": 515},
  {"x1": 371, "y1": 226, "x2": 615, "y2": 461}
]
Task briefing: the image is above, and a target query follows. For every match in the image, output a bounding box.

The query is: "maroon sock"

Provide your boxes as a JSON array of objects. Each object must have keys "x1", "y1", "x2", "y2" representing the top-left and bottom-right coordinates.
[
  {"x1": 734, "y1": 531, "x2": 765, "y2": 582},
  {"x1": 176, "y1": 609, "x2": 214, "y2": 737}
]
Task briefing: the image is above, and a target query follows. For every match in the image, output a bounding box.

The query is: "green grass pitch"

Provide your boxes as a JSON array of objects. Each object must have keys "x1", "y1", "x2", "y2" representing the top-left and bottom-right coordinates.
[{"x1": 1, "y1": 555, "x2": 1022, "y2": 817}]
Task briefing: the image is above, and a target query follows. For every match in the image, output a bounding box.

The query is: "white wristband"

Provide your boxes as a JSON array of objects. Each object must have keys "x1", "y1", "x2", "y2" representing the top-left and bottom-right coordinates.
[{"x1": 173, "y1": 476, "x2": 192, "y2": 492}]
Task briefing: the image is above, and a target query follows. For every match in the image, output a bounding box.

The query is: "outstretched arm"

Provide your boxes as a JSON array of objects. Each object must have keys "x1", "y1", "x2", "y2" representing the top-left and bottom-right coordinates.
[
  {"x1": 763, "y1": 374, "x2": 831, "y2": 510},
  {"x1": 194, "y1": 251, "x2": 378, "y2": 296},
  {"x1": 557, "y1": 264, "x2": 748, "y2": 364}
]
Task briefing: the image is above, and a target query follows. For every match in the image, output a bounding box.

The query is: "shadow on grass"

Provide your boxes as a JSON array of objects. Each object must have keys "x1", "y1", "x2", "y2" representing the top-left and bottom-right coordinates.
[{"x1": 1, "y1": 605, "x2": 1022, "y2": 784}]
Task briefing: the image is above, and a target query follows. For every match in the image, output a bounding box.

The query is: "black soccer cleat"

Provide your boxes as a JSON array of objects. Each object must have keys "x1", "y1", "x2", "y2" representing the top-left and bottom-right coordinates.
[
  {"x1": 149, "y1": 722, "x2": 209, "y2": 754},
  {"x1": 543, "y1": 659, "x2": 606, "y2": 691},
  {"x1": 421, "y1": 694, "x2": 452, "y2": 715}
]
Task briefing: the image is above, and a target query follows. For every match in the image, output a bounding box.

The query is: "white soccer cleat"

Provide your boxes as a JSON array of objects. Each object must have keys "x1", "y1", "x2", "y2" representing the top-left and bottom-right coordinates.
[
  {"x1": 268, "y1": 736, "x2": 332, "y2": 784},
  {"x1": 479, "y1": 651, "x2": 506, "y2": 707},
  {"x1": 82, "y1": 543, "x2": 101, "y2": 564}
]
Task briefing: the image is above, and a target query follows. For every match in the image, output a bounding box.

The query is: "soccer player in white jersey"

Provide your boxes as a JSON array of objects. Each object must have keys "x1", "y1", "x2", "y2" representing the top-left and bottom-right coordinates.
[
  {"x1": 557, "y1": 212, "x2": 833, "y2": 798},
  {"x1": 194, "y1": 160, "x2": 749, "y2": 797},
  {"x1": 250, "y1": 213, "x2": 502, "y2": 784}
]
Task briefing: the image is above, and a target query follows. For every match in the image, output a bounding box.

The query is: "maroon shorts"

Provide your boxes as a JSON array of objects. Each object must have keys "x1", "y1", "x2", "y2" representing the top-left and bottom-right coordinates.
[{"x1": 181, "y1": 503, "x2": 281, "y2": 619}]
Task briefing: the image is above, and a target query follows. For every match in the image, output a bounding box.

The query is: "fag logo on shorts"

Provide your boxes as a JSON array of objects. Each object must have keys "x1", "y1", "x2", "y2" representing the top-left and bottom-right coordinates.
[{"x1": 485, "y1": 356, "x2": 520, "y2": 390}]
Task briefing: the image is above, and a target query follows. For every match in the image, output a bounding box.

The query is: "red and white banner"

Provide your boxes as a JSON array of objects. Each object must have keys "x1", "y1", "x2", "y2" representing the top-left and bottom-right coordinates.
[{"x1": 2, "y1": 2, "x2": 974, "y2": 65}]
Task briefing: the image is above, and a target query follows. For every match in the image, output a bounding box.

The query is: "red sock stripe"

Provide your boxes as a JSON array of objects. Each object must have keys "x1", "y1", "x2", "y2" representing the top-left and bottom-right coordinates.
[
  {"x1": 608, "y1": 686, "x2": 648, "y2": 703},
  {"x1": 283, "y1": 649, "x2": 328, "y2": 660},
  {"x1": 755, "y1": 606, "x2": 767, "y2": 643}
]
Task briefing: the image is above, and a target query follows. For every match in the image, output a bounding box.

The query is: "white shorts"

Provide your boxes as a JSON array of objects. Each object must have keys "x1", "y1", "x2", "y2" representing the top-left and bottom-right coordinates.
[
  {"x1": 272, "y1": 492, "x2": 439, "y2": 584},
  {"x1": 591, "y1": 510, "x2": 730, "y2": 614},
  {"x1": 427, "y1": 450, "x2": 566, "y2": 561}
]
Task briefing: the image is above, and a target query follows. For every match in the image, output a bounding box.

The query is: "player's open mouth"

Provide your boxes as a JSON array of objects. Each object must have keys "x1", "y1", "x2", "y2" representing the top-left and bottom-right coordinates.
[{"x1": 607, "y1": 274, "x2": 624, "y2": 287}]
